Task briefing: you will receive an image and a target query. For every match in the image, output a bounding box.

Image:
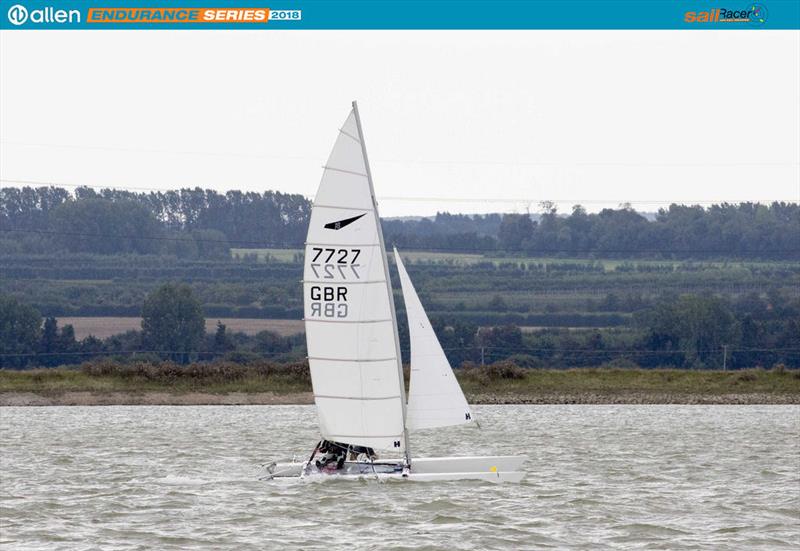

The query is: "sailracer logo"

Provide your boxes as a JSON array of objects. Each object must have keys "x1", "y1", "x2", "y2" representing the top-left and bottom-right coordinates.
[
  {"x1": 684, "y1": 3, "x2": 769, "y2": 24},
  {"x1": 324, "y1": 213, "x2": 366, "y2": 230}
]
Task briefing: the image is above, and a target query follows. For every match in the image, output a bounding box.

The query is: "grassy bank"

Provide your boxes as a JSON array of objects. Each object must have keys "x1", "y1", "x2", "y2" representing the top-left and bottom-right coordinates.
[
  {"x1": 1, "y1": 360, "x2": 798, "y2": 405},
  {"x1": 0, "y1": 361, "x2": 310, "y2": 395},
  {"x1": 458, "y1": 364, "x2": 800, "y2": 396}
]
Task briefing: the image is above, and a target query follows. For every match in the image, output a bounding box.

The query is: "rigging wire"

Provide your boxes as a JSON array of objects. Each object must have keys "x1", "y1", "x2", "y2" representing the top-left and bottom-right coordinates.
[{"x1": 4, "y1": 140, "x2": 798, "y2": 168}]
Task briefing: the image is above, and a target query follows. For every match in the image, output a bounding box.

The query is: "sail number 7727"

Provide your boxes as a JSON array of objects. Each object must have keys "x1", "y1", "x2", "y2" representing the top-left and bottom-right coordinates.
[{"x1": 309, "y1": 247, "x2": 361, "y2": 280}]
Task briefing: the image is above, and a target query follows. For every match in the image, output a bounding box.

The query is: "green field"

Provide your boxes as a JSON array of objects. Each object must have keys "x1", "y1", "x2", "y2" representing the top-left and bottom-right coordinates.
[
  {"x1": 3, "y1": 248, "x2": 798, "y2": 372},
  {"x1": 231, "y1": 247, "x2": 800, "y2": 271},
  {"x1": 7, "y1": 250, "x2": 797, "y2": 323},
  {"x1": 231, "y1": 248, "x2": 301, "y2": 263}
]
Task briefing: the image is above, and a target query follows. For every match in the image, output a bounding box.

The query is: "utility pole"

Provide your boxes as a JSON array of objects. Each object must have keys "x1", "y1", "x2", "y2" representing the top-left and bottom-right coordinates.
[
  {"x1": 481, "y1": 346, "x2": 485, "y2": 366},
  {"x1": 722, "y1": 344, "x2": 728, "y2": 371}
]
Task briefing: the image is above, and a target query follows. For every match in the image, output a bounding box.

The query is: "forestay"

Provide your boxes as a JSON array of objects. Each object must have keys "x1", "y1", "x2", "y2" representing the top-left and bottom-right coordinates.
[
  {"x1": 304, "y1": 107, "x2": 407, "y2": 452},
  {"x1": 394, "y1": 248, "x2": 474, "y2": 431}
]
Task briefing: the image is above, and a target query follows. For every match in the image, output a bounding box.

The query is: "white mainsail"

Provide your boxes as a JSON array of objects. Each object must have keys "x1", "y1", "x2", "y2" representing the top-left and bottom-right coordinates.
[
  {"x1": 303, "y1": 104, "x2": 408, "y2": 453},
  {"x1": 270, "y1": 104, "x2": 528, "y2": 483},
  {"x1": 394, "y1": 247, "x2": 473, "y2": 431}
]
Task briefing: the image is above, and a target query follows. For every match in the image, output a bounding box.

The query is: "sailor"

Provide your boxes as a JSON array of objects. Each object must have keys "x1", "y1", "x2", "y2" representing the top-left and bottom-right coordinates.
[
  {"x1": 315, "y1": 441, "x2": 337, "y2": 470},
  {"x1": 349, "y1": 445, "x2": 377, "y2": 462},
  {"x1": 315, "y1": 440, "x2": 346, "y2": 472}
]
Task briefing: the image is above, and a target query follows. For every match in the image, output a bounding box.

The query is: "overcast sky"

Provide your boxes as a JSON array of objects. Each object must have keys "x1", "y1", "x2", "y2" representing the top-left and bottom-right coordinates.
[{"x1": 1, "y1": 30, "x2": 798, "y2": 216}]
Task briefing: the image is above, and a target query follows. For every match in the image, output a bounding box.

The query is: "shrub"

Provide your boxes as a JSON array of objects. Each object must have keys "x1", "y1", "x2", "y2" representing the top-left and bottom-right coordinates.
[
  {"x1": 735, "y1": 369, "x2": 758, "y2": 383},
  {"x1": 78, "y1": 358, "x2": 311, "y2": 385},
  {"x1": 461, "y1": 360, "x2": 526, "y2": 384}
]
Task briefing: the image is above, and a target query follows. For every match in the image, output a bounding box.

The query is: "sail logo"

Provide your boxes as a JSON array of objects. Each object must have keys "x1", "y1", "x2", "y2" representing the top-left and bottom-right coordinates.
[
  {"x1": 684, "y1": 3, "x2": 768, "y2": 24},
  {"x1": 324, "y1": 213, "x2": 366, "y2": 230},
  {"x1": 7, "y1": 4, "x2": 81, "y2": 25}
]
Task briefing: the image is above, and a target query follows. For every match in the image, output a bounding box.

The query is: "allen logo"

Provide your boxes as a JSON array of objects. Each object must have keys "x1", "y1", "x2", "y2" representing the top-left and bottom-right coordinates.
[{"x1": 7, "y1": 4, "x2": 81, "y2": 25}]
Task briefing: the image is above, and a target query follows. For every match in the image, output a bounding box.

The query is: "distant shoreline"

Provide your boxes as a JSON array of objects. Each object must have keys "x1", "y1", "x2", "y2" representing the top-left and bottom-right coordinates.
[{"x1": 2, "y1": 391, "x2": 798, "y2": 407}]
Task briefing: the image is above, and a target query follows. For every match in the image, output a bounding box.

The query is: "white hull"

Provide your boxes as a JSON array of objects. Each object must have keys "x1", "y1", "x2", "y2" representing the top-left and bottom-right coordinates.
[
  {"x1": 408, "y1": 471, "x2": 525, "y2": 483},
  {"x1": 264, "y1": 455, "x2": 527, "y2": 483}
]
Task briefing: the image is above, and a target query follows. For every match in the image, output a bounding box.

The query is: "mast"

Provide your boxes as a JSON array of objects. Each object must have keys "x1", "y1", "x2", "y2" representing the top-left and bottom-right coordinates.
[{"x1": 351, "y1": 100, "x2": 411, "y2": 465}]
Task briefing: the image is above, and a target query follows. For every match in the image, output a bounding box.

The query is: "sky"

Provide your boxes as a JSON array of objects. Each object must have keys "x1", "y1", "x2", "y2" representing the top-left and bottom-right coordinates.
[{"x1": 1, "y1": 30, "x2": 798, "y2": 217}]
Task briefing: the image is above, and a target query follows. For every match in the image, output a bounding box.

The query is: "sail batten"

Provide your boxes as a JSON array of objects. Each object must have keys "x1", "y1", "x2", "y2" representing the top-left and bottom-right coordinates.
[
  {"x1": 308, "y1": 357, "x2": 397, "y2": 363},
  {"x1": 394, "y1": 247, "x2": 474, "y2": 431},
  {"x1": 338, "y1": 128, "x2": 361, "y2": 143},
  {"x1": 315, "y1": 395, "x2": 402, "y2": 401},
  {"x1": 303, "y1": 106, "x2": 407, "y2": 453},
  {"x1": 322, "y1": 166, "x2": 368, "y2": 177}
]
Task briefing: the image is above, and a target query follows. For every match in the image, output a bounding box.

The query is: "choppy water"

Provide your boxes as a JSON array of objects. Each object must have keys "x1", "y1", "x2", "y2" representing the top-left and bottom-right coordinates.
[{"x1": 1, "y1": 405, "x2": 798, "y2": 550}]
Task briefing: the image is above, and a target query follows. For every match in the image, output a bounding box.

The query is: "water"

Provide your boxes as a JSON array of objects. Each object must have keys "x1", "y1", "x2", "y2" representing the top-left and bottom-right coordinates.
[{"x1": 1, "y1": 405, "x2": 798, "y2": 550}]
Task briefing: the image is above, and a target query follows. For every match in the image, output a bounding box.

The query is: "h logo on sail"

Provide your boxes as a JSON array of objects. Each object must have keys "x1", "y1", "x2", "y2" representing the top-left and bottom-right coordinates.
[{"x1": 324, "y1": 213, "x2": 366, "y2": 230}]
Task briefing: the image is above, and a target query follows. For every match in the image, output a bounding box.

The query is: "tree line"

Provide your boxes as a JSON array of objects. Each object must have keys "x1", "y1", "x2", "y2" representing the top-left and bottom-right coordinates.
[
  {"x1": 0, "y1": 288, "x2": 304, "y2": 369},
  {"x1": 1, "y1": 186, "x2": 798, "y2": 259},
  {"x1": 493, "y1": 203, "x2": 799, "y2": 259},
  {"x1": 2, "y1": 285, "x2": 797, "y2": 370},
  {"x1": 0, "y1": 186, "x2": 310, "y2": 258}
]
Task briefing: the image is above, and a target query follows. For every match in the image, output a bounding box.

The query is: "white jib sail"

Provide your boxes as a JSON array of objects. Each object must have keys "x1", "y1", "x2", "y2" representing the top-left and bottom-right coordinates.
[
  {"x1": 303, "y1": 106, "x2": 407, "y2": 453},
  {"x1": 394, "y1": 247, "x2": 474, "y2": 431}
]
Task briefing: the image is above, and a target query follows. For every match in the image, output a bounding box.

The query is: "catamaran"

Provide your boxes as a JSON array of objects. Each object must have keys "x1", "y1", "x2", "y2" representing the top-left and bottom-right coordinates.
[{"x1": 265, "y1": 102, "x2": 526, "y2": 482}]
